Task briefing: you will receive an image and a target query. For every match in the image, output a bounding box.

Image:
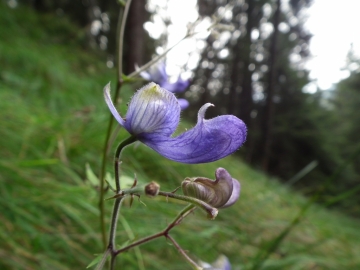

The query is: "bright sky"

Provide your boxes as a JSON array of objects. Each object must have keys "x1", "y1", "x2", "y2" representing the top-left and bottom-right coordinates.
[{"x1": 304, "y1": 0, "x2": 360, "y2": 91}]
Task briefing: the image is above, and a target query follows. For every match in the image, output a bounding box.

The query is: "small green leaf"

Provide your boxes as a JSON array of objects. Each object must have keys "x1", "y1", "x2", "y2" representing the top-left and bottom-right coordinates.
[
  {"x1": 121, "y1": 174, "x2": 140, "y2": 188},
  {"x1": 85, "y1": 163, "x2": 99, "y2": 186},
  {"x1": 17, "y1": 159, "x2": 59, "y2": 167},
  {"x1": 118, "y1": 239, "x2": 131, "y2": 249},
  {"x1": 86, "y1": 254, "x2": 104, "y2": 269},
  {"x1": 117, "y1": 0, "x2": 126, "y2": 6},
  {"x1": 105, "y1": 172, "x2": 116, "y2": 190}
]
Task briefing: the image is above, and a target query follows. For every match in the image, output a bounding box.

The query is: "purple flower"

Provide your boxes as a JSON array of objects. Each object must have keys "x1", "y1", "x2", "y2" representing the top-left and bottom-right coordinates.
[
  {"x1": 140, "y1": 62, "x2": 190, "y2": 109},
  {"x1": 200, "y1": 255, "x2": 232, "y2": 270},
  {"x1": 104, "y1": 82, "x2": 247, "y2": 164},
  {"x1": 182, "y1": 168, "x2": 241, "y2": 208}
]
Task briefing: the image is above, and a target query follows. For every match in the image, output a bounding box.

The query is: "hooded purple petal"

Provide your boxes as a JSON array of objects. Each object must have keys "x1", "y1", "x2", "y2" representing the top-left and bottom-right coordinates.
[
  {"x1": 139, "y1": 103, "x2": 247, "y2": 164},
  {"x1": 139, "y1": 62, "x2": 168, "y2": 86},
  {"x1": 161, "y1": 77, "x2": 190, "y2": 93},
  {"x1": 139, "y1": 62, "x2": 189, "y2": 95},
  {"x1": 125, "y1": 83, "x2": 180, "y2": 136}
]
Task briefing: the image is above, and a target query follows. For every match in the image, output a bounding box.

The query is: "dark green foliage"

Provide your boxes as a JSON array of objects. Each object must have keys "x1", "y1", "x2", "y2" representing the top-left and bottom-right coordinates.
[{"x1": 321, "y1": 70, "x2": 360, "y2": 215}]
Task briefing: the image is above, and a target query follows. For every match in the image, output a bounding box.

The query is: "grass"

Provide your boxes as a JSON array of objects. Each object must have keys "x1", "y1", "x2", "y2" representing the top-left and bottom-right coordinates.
[{"x1": 1, "y1": 3, "x2": 360, "y2": 269}]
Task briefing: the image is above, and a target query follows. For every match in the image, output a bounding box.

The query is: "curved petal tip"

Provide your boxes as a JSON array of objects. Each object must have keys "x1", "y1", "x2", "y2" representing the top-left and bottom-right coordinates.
[
  {"x1": 103, "y1": 83, "x2": 125, "y2": 126},
  {"x1": 222, "y1": 178, "x2": 241, "y2": 208}
]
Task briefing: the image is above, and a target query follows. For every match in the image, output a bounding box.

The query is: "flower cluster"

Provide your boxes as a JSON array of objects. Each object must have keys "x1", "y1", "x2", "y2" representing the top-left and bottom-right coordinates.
[{"x1": 140, "y1": 62, "x2": 190, "y2": 109}]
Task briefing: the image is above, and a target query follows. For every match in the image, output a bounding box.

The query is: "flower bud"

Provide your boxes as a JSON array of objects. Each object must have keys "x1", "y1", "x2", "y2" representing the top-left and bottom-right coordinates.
[
  {"x1": 181, "y1": 168, "x2": 240, "y2": 208},
  {"x1": 144, "y1": 181, "x2": 160, "y2": 197}
]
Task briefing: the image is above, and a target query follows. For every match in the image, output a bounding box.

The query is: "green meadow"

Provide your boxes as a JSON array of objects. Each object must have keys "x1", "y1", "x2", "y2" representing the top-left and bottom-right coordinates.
[{"x1": 1, "y1": 4, "x2": 360, "y2": 270}]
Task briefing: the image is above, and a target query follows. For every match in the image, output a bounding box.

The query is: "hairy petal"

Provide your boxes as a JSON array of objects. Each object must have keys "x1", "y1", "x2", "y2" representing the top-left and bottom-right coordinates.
[
  {"x1": 140, "y1": 103, "x2": 247, "y2": 164},
  {"x1": 125, "y1": 83, "x2": 180, "y2": 136},
  {"x1": 103, "y1": 83, "x2": 125, "y2": 126}
]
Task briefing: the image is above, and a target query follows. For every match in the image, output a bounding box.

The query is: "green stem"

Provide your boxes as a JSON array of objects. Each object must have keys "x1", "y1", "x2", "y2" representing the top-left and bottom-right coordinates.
[
  {"x1": 107, "y1": 184, "x2": 153, "y2": 200},
  {"x1": 98, "y1": 0, "x2": 132, "y2": 250},
  {"x1": 105, "y1": 136, "x2": 137, "y2": 270},
  {"x1": 116, "y1": 0, "x2": 132, "y2": 81},
  {"x1": 114, "y1": 136, "x2": 137, "y2": 192},
  {"x1": 95, "y1": 136, "x2": 137, "y2": 270},
  {"x1": 98, "y1": 114, "x2": 115, "y2": 248},
  {"x1": 108, "y1": 198, "x2": 124, "y2": 251}
]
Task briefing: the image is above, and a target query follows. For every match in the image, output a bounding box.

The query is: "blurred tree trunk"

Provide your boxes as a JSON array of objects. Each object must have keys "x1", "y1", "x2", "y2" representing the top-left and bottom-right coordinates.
[
  {"x1": 32, "y1": 0, "x2": 45, "y2": 11},
  {"x1": 240, "y1": 0, "x2": 256, "y2": 162},
  {"x1": 123, "y1": 0, "x2": 147, "y2": 74},
  {"x1": 238, "y1": 0, "x2": 254, "y2": 126},
  {"x1": 99, "y1": 0, "x2": 111, "y2": 13},
  {"x1": 228, "y1": 51, "x2": 240, "y2": 115},
  {"x1": 261, "y1": 0, "x2": 281, "y2": 171}
]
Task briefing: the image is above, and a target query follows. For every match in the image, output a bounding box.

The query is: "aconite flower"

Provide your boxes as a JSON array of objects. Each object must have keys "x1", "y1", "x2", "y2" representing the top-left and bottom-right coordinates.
[
  {"x1": 140, "y1": 62, "x2": 190, "y2": 109},
  {"x1": 199, "y1": 255, "x2": 232, "y2": 270},
  {"x1": 104, "y1": 83, "x2": 247, "y2": 164},
  {"x1": 182, "y1": 168, "x2": 240, "y2": 208}
]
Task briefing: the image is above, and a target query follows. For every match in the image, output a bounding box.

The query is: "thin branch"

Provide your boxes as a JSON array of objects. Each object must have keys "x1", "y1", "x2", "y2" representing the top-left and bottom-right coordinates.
[
  {"x1": 94, "y1": 248, "x2": 111, "y2": 270},
  {"x1": 166, "y1": 235, "x2": 202, "y2": 270},
  {"x1": 114, "y1": 204, "x2": 196, "y2": 256},
  {"x1": 127, "y1": 20, "x2": 218, "y2": 79},
  {"x1": 98, "y1": 0, "x2": 133, "y2": 249},
  {"x1": 117, "y1": 0, "x2": 133, "y2": 80}
]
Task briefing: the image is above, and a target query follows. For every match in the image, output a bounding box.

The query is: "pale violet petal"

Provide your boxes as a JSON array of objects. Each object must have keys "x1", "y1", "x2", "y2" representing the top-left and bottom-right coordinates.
[
  {"x1": 103, "y1": 83, "x2": 125, "y2": 126},
  {"x1": 139, "y1": 70, "x2": 151, "y2": 81},
  {"x1": 161, "y1": 78, "x2": 190, "y2": 93},
  {"x1": 222, "y1": 179, "x2": 241, "y2": 208},
  {"x1": 178, "y1": 98, "x2": 189, "y2": 110},
  {"x1": 125, "y1": 83, "x2": 180, "y2": 137}
]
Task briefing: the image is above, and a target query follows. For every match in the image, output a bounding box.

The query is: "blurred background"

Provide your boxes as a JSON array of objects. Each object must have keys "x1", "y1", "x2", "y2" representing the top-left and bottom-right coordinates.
[{"x1": 1, "y1": 0, "x2": 360, "y2": 269}]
